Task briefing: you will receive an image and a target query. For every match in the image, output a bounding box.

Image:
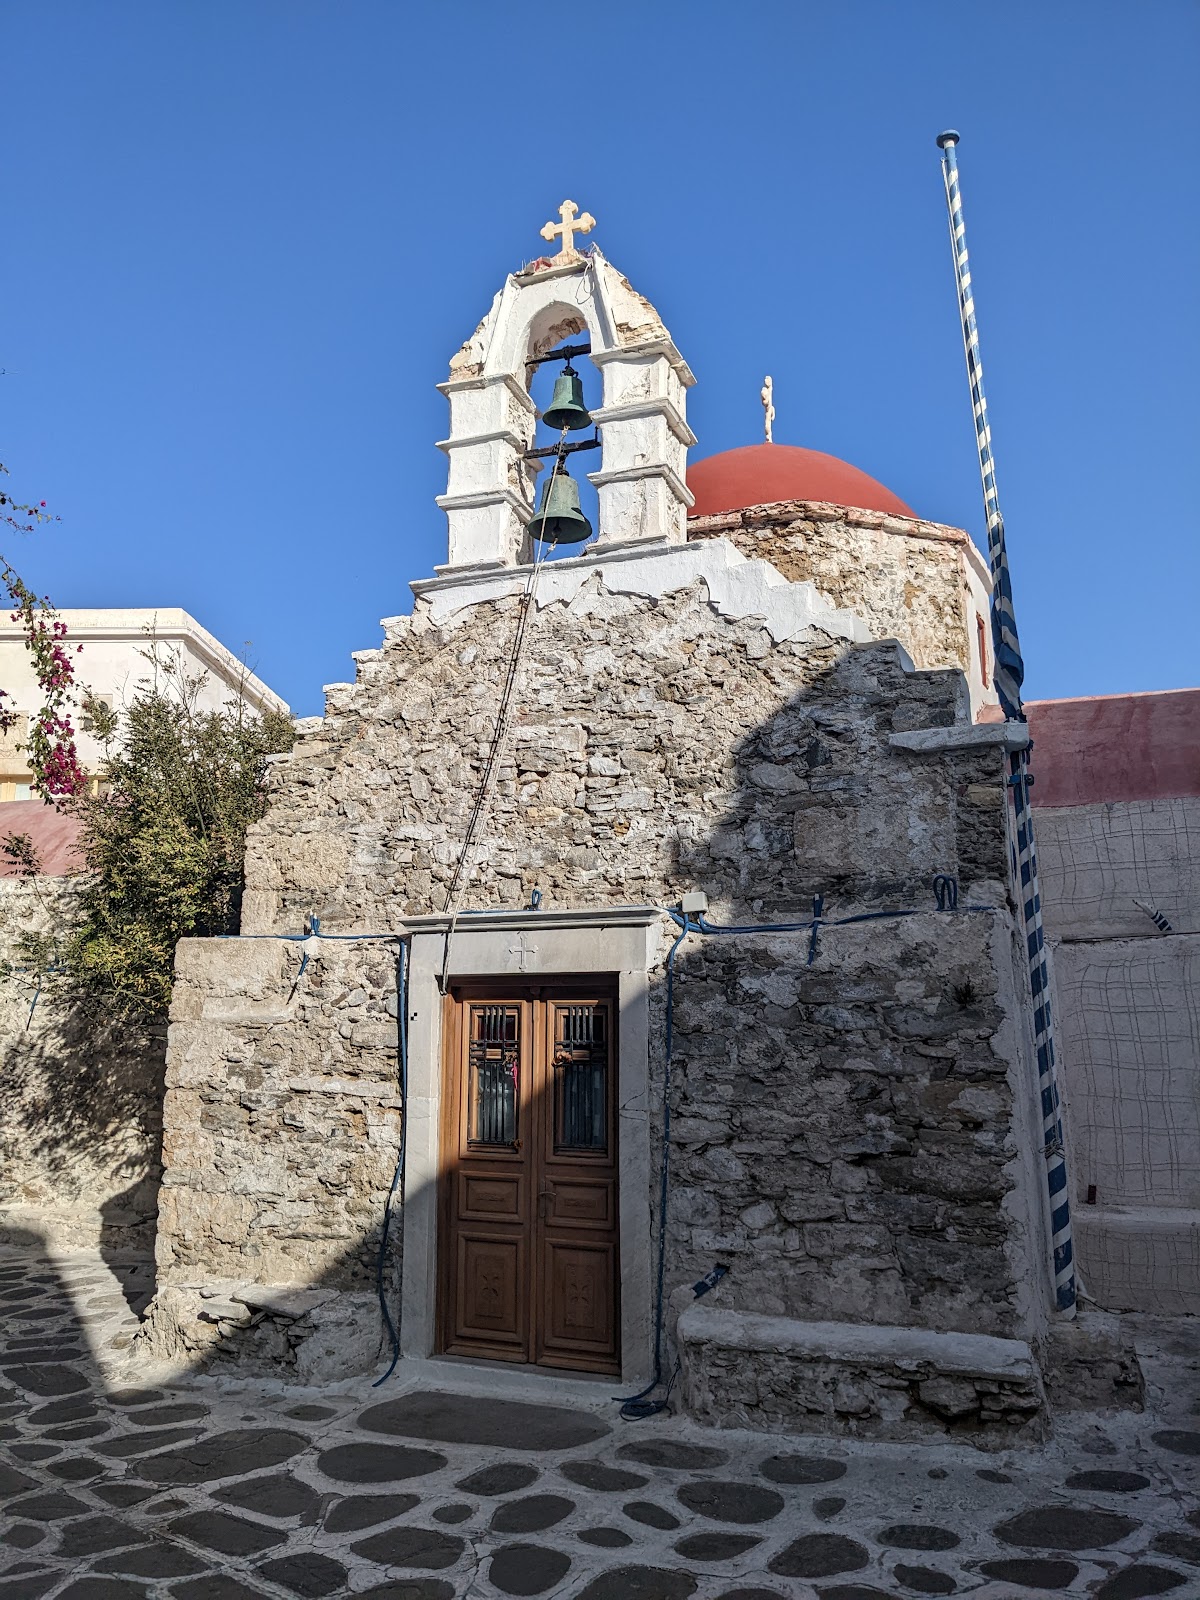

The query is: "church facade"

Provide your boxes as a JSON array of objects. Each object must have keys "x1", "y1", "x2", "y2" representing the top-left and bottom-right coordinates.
[{"x1": 142, "y1": 218, "x2": 1138, "y2": 1439}]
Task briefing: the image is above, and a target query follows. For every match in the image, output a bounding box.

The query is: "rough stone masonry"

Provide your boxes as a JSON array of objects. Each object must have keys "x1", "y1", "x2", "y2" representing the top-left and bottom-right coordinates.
[
  {"x1": 137, "y1": 539, "x2": 1122, "y2": 1440},
  {"x1": 132, "y1": 220, "x2": 1141, "y2": 1441}
]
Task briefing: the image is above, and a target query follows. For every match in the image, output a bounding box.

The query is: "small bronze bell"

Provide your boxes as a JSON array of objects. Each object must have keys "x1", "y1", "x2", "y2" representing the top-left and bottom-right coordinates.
[
  {"x1": 541, "y1": 362, "x2": 592, "y2": 432},
  {"x1": 529, "y1": 466, "x2": 592, "y2": 545}
]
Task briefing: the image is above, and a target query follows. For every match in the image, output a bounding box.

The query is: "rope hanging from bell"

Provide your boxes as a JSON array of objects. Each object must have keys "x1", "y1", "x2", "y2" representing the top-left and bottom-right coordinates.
[{"x1": 529, "y1": 461, "x2": 592, "y2": 545}]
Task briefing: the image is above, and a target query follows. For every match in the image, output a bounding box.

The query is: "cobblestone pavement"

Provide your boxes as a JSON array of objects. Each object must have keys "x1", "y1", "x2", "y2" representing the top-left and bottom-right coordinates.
[{"x1": 1, "y1": 1229, "x2": 1197, "y2": 1599}]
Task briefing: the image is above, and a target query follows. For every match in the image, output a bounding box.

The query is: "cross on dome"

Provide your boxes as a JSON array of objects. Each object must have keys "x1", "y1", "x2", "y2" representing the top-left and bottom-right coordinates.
[
  {"x1": 540, "y1": 199, "x2": 596, "y2": 263},
  {"x1": 761, "y1": 375, "x2": 775, "y2": 445}
]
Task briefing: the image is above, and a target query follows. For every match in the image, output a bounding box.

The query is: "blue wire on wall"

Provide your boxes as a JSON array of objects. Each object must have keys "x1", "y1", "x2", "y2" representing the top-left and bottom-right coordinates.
[
  {"x1": 373, "y1": 938, "x2": 410, "y2": 1386},
  {"x1": 616, "y1": 912, "x2": 693, "y2": 1421},
  {"x1": 217, "y1": 923, "x2": 410, "y2": 1381}
]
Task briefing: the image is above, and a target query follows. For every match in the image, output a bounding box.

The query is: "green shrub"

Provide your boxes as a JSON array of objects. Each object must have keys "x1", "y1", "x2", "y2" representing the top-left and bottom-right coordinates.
[{"x1": 24, "y1": 659, "x2": 294, "y2": 1022}]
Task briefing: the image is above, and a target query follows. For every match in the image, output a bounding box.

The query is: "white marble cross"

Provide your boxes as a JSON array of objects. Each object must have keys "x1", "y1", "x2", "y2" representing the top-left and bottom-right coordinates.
[{"x1": 541, "y1": 199, "x2": 596, "y2": 262}]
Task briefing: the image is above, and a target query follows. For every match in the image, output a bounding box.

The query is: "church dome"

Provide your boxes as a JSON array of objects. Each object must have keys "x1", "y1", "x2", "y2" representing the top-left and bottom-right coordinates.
[{"x1": 687, "y1": 443, "x2": 917, "y2": 520}]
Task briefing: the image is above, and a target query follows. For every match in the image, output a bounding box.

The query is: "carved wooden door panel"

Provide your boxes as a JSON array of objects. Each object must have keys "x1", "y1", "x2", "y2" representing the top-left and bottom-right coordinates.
[
  {"x1": 439, "y1": 984, "x2": 619, "y2": 1374},
  {"x1": 441, "y1": 998, "x2": 531, "y2": 1362},
  {"x1": 535, "y1": 998, "x2": 619, "y2": 1369}
]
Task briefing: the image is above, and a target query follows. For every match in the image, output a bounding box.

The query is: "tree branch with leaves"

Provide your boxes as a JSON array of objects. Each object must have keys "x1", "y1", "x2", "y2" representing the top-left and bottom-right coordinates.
[
  {"x1": 1, "y1": 464, "x2": 86, "y2": 803},
  {"x1": 20, "y1": 655, "x2": 294, "y2": 1021},
  {"x1": 3, "y1": 465, "x2": 294, "y2": 1018}
]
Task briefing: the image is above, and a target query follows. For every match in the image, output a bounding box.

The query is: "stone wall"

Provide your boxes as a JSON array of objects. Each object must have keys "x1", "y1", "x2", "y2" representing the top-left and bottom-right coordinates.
[
  {"x1": 678, "y1": 1308, "x2": 1046, "y2": 1446},
  {"x1": 660, "y1": 911, "x2": 1045, "y2": 1344},
  {"x1": 687, "y1": 503, "x2": 982, "y2": 677},
  {"x1": 141, "y1": 935, "x2": 403, "y2": 1377},
  {"x1": 241, "y1": 575, "x2": 1007, "y2": 938},
  {"x1": 146, "y1": 556, "x2": 1065, "y2": 1418},
  {"x1": 146, "y1": 898, "x2": 1053, "y2": 1404},
  {"x1": 0, "y1": 876, "x2": 165, "y2": 1251}
]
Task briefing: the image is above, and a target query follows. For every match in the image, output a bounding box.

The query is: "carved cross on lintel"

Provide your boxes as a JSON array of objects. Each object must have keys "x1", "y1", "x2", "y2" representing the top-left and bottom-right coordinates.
[{"x1": 507, "y1": 932, "x2": 537, "y2": 973}]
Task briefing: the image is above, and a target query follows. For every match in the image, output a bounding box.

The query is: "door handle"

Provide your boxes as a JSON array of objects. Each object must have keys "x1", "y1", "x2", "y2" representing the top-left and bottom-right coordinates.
[{"x1": 538, "y1": 1182, "x2": 556, "y2": 1219}]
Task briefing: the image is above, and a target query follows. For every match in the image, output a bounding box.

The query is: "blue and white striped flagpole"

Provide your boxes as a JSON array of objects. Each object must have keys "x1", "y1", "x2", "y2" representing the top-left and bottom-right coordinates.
[{"x1": 936, "y1": 130, "x2": 1077, "y2": 1316}]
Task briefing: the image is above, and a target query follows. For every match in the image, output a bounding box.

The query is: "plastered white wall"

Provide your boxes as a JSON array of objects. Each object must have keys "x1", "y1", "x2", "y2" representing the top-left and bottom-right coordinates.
[{"x1": 0, "y1": 608, "x2": 288, "y2": 775}]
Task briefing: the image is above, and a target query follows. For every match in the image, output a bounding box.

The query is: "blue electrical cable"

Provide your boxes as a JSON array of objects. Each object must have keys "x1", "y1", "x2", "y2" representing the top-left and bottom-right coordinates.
[
  {"x1": 616, "y1": 913, "x2": 693, "y2": 1421},
  {"x1": 216, "y1": 931, "x2": 403, "y2": 943},
  {"x1": 372, "y1": 938, "x2": 409, "y2": 1386},
  {"x1": 8, "y1": 963, "x2": 65, "y2": 1032},
  {"x1": 668, "y1": 905, "x2": 983, "y2": 936},
  {"x1": 934, "y1": 874, "x2": 959, "y2": 911},
  {"x1": 668, "y1": 881, "x2": 994, "y2": 956},
  {"x1": 216, "y1": 922, "x2": 409, "y2": 1380}
]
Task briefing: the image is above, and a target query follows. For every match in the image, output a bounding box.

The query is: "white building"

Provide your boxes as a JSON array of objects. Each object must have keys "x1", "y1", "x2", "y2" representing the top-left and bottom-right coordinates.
[{"x1": 0, "y1": 607, "x2": 289, "y2": 801}]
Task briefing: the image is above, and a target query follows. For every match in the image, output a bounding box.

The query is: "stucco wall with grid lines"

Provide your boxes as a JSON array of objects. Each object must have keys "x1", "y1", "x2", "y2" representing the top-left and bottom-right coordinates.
[{"x1": 1037, "y1": 797, "x2": 1200, "y2": 1313}]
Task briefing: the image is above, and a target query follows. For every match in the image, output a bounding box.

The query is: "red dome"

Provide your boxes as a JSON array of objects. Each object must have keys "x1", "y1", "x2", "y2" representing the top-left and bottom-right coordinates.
[{"x1": 687, "y1": 443, "x2": 916, "y2": 520}]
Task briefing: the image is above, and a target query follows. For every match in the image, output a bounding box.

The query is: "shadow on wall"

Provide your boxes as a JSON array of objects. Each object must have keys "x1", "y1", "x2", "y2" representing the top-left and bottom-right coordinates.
[
  {"x1": 131, "y1": 638, "x2": 1047, "y2": 1413},
  {"x1": 131, "y1": 937, "x2": 1038, "y2": 1430},
  {"x1": 142, "y1": 1055, "x2": 617, "y2": 1389},
  {"x1": 656, "y1": 643, "x2": 1028, "y2": 1342},
  {"x1": 0, "y1": 994, "x2": 166, "y2": 1313},
  {"x1": 99, "y1": 1181, "x2": 161, "y2": 1318},
  {"x1": 668, "y1": 643, "x2": 1008, "y2": 915}
]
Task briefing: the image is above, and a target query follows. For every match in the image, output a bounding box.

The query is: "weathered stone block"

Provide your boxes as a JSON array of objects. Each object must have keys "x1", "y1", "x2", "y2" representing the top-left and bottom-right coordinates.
[{"x1": 678, "y1": 1305, "x2": 1045, "y2": 1446}]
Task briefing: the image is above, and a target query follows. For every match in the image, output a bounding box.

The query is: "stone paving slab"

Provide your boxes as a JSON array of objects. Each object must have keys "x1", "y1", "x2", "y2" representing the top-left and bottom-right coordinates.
[{"x1": 0, "y1": 1234, "x2": 1198, "y2": 1598}]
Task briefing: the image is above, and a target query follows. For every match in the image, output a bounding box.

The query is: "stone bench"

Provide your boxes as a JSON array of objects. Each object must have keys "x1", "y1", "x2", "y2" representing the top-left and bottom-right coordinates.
[{"x1": 678, "y1": 1305, "x2": 1045, "y2": 1446}]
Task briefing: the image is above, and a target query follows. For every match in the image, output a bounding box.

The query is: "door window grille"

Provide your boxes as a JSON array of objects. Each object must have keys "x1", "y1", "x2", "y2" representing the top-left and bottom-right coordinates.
[
  {"x1": 469, "y1": 1005, "x2": 520, "y2": 1146},
  {"x1": 553, "y1": 1004, "x2": 608, "y2": 1151}
]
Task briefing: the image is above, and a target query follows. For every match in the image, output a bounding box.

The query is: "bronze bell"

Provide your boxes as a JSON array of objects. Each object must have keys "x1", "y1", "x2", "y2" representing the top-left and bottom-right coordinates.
[
  {"x1": 541, "y1": 362, "x2": 592, "y2": 432},
  {"x1": 529, "y1": 466, "x2": 592, "y2": 545}
]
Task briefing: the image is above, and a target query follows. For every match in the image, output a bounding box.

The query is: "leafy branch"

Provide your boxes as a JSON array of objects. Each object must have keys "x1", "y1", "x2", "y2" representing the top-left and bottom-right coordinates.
[
  {"x1": 20, "y1": 664, "x2": 294, "y2": 1022},
  {"x1": 0, "y1": 464, "x2": 86, "y2": 802}
]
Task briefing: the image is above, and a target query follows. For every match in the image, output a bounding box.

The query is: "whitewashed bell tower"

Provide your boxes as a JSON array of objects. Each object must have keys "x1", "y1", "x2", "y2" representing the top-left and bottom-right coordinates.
[{"x1": 436, "y1": 202, "x2": 695, "y2": 572}]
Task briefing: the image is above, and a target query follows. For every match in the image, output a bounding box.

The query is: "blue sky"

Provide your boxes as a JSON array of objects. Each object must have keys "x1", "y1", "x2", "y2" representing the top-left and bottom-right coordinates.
[{"x1": 4, "y1": 1, "x2": 1197, "y2": 717}]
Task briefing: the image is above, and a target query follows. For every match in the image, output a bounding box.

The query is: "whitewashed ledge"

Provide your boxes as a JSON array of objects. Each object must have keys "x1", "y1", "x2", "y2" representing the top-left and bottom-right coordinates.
[
  {"x1": 678, "y1": 1306, "x2": 1035, "y2": 1378},
  {"x1": 888, "y1": 722, "x2": 1031, "y2": 754},
  {"x1": 677, "y1": 1305, "x2": 1044, "y2": 1445}
]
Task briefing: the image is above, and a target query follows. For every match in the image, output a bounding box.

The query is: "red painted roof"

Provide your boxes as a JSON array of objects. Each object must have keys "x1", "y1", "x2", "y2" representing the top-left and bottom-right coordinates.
[
  {"x1": 0, "y1": 798, "x2": 85, "y2": 877},
  {"x1": 1027, "y1": 690, "x2": 1200, "y2": 808},
  {"x1": 687, "y1": 443, "x2": 917, "y2": 520}
]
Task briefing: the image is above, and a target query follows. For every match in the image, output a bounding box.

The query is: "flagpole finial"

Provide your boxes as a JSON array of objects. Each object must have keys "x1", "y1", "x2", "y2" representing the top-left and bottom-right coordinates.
[{"x1": 936, "y1": 129, "x2": 960, "y2": 149}]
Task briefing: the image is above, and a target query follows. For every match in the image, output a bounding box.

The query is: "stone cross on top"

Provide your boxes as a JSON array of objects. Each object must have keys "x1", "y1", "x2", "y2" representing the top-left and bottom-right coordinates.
[
  {"x1": 438, "y1": 220, "x2": 696, "y2": 570},
  {"x1": 541, "y1": 199, "x2": 596, "y2": 263}
]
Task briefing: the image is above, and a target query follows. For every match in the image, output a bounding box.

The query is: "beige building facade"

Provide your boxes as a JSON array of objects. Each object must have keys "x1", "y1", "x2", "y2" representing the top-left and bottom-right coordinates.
[{"x1": 0, "y1": 606, "x2": 288, "y2": 801}]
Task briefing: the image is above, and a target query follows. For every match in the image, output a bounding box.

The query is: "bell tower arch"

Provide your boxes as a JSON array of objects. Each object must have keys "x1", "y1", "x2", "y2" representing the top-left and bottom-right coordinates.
[{"x1": 436, "y1": 211, "x2": 695, "y2": 573}]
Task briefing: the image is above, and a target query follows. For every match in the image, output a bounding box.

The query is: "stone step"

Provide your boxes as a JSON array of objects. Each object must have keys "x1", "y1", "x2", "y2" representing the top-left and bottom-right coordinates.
[{"x1": 678, "y1": 1305, "x2": 1045, "y2": 1446}]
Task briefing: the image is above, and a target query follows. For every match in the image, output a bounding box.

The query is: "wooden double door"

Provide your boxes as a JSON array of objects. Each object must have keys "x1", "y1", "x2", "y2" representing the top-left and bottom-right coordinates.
[{"x1": 438, "y1": 981, "x2": 620, "y2": 1375}]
